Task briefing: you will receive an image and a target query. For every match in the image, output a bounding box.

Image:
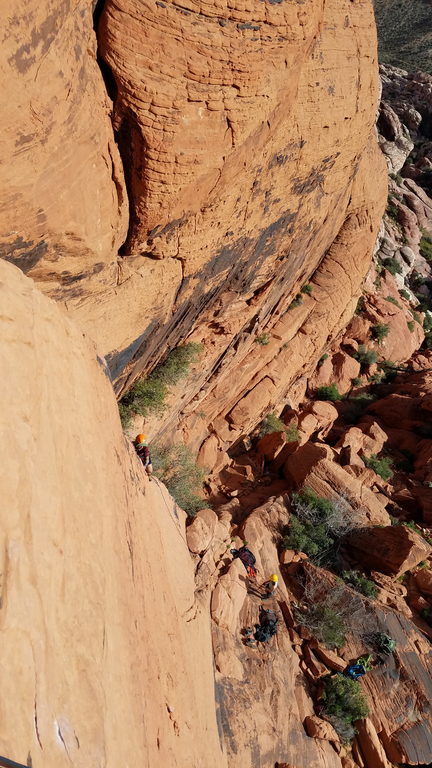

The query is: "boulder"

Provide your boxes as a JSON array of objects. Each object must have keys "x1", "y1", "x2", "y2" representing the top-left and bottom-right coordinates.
[
  {"x1": 211, "y1": 559, "x2": 247, "y2": 633},
  {"x1": 347, "y1": 526, "x2": 432, "y2": 577},
  {"x1": 186, "y1": 508, "x2": 218, "y2": 554},
  {"x1": 414, "y1": 568, "x2": 432, "y2": 596},
  {"x1": 303, "y1": 715, "x2": 339, "y2": 742},
  {"x1": 256, "y1": 431, "x2": 289, "y2": 461},
  {"x1": 284, "y1": 442, "x2": 390, "y2": 527},
  {"x1": 355, "y1": 718, "x2": 393, "y2": 768}
]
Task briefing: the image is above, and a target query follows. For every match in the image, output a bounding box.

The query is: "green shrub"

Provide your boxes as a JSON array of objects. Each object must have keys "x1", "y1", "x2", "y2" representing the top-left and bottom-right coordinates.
[
  {"x1": 399, "y1": 289, "x2": 411, "y2": 301},
  {"x1": 316, "y1": 384, "x2": 342, "y2": 402},
  {"x1": 341, "y1": 570, "x2": 378, "y2": 599},
  {"x1": 369, "y1": 372, "x2": 383, "y2": 384},
  {"x1": 259, "y1": 412, "x2": 286, "y2": 436},
  {"x1": 386, "y1": 200, "x2": 399, "y2": 221},
  {"x1": 322, "y1": 676, "x2": 369, "y2": 737},
  {"x1": 382, "y1": 257, "x2": 402, "y2": 276},
  {"x1": 361, "y1": 454, "x2": 394, "y2": 481},
  {"x1": 411, "y1": 310, "x2": 422, "y2": 325},
  {"x1": 255, "y1": 333, "x2": 270, "y2": 345},
  {"x1": 119, "y1": 343, "x2": 202, "y2": 422},
  {"x1": 281, "y1": 488, "x2": 355, "y2": 567},
  {"x1": 421, "y1": 606, "x2": 432, "y2": 626},
  {"x1": 288, "y1": 294, "x2": 303, "y2": 310},
  {"x1": 420, "y1": 234, "x2": 432, "y2": 262},
  {"x1": 351, "y1": 377, "x2": 362, "y2": 387},
  {"x1": 355, "y1": 296, "x2": 365, "y2": 315},
  {"x1": 385, "y1": 295, "x2": 402, "y2": 307},
  {"x1": 152, "y1": 444, "x2": 206, "y2": 517},
  {"x1": 285, "y1": 422, "x2": 300, "y2": 442},
  {"x1": 298, "y1": 603, "x2": 346, "y2": 649},
  {"x1": 301, "y1": 283, "x2": 313, "y2": 295},
  {"x1": 318, "y1": 353, "x2": 329, "y2": 367},
  {"x1": 407, "y1": 320, "x2": 415, "y2": 332},
  {"x1": 353, "y1": 345, "x2": 378, "y2": 366},
  {"x1": 371, "y1": 323, "x2": 390, "y2": 343},
  {"x1": 424, "y1": 313, "x2": 432, "y2": 332}
]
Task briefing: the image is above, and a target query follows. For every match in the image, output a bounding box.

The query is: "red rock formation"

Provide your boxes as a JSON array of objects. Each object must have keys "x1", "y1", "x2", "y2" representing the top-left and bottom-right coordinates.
[
  {"x1": 347, "y1": 525, "x2": 432, "y2": 577},
  {"x1": 0, "y1": 260, "x2": 225, "y2": 768}
]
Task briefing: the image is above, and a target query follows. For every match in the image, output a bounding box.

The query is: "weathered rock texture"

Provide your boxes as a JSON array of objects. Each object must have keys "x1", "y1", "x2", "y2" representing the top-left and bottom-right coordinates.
[
  {"x1": 1, "y1": 0, "x2": 386, "y2": 463},
  {"x1": 0, "y1": 1, "x2": 128, "y2": 291},
  {"x1": 0, "y1": 260, "x2": 225, "y2": 768}
]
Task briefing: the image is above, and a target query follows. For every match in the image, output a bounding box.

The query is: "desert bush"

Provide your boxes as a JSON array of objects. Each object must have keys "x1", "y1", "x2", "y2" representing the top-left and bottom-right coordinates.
[
  {"x1": 259, "y1": 412, "x2": 286, "y2": 436},
  {"x1": 301, "y1": 283, "x2": 313, "y2": 295},
  {"x1": 255, "y1": 333, "x2": 270, "y2": 345},
  {"x1": 285, "y1": 422, "x2": 300, "y2": 442},
  {"x1": 299, "y1": 603, "x2": 346, "y2": 648},
  {"x1": 288, "y1": 294, "x2": 303, "y2": 310},
  {"x1": 315, "y1": 384, "x2": 342, "y2": 402},
  {"x1": 371, "y1": 323, "x2": 390, "y2": 343},
  {"x1": 382, "y1": 257, "x2": 402, "y2": 276},
  {"x1": 398, "y1": 289, "x2": 411, "y2": 301},
  {"x1": 353, "y1": 345, "x2": 378, "y2": 366},
  {"x1": 407, "y1": 320, "x2": 415, "y2": 333},
  {"x1": 420, "y1": 234, "x2": 432, "y2": 262},
  {"x1": 351, "y1": 377, "x2": 362, "y2": 387},
  {"x1": 119, "y1": 343, "x2": 202, "y2": 423},
  {"x1": 281, "y1": 489, "x2": 359, "y2": 567},
  {"x1": 341, "y1": 570, "x2": 378, "y2": 599},
  {"x1": 411, "y1": 310, "x2": 422, "y2": 325},
  {"x1": 385, "y1": 295, "x2": 401, "y2": 307},
  {"x1": 322, "y1": 676, "x2": 369, "y2": 738},
  {"x1": 361, "y1": 454, "x2": 394, "y2": 481},
  {"x1": 318, "y1": 353, "x2": 329, "y2": 367},
  {"x1": 152, "y1": 444, "x2": 206, "y2": 517}
]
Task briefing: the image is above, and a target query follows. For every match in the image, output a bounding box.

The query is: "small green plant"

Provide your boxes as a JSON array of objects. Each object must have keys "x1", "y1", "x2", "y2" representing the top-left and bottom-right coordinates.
[
  {"x1": 259, "y1": 412, "x2": 286, "y2": 436},
  {"x1": 385, "y1": 295, "x2": 402, "y2": 308},
  {"x1": 399, "y1": 289, "x2": 411, "y2": 301},
  {"x1": 369, "y1": 372, "x2": 383, "y2": 384},
  {"x1": 351, "y1": 377, "x2": 362, "y2": 387},
  {"x1": 424, "y1": 313, "x2": 432, "y2": 332},
  {"x1": 411, "y1": 311, "x2": 422, "y2": 325},
  {"x1": 288, "y1": 294, "x2": 303, "y2": 310},
  {"x1": 421, "y1": 606, "x2": 432, "y2": 627},
  {"x1": 341, "y1": 570, "x2": 378, "y2": 599},
  {"x1": 371, "y1": 323, "x2": 390, "y2": 343},
  {"x1": 355, "y1": 296, "x2": 365, "y2": 315},
  {"x1": 301, "y1": 283, "x2": 313, "y2": 295},
  {"x1": 420, "y1": 233, "x2": 432, "y2": 262},
  {"x1": 386, "y1": 200, "x2": 399, "y2": 221},
  {"x1": 285, "y1": 422, "x2": 300, "y2": 442},
  {"x1": 361, "y1": 454, "x2": 394, "y2": 481},
  {"x1": 353, "y1": 345, "x2": 378, "y2": 366},
  {"x1": 318, "y1": 353, "x2": 329, "y2": 367},
  {"x1": 315, "y1": 384, "x2": 342, "y2": 402},
  {"x1": 255, "y1": 333, "x2": 270, "y2": 345},
  {"x1": 382, "y1": 257, "x2": 402, "y2": 276},
  {"x1": 402, "y1": 520, "x2": 417, "y2": 531},
  {"x1": 152, "y1": 444, "x2": 206, "y2": 517},
  {"x1": 417, "y1": 561, "x2": 428, "y2": 569},
  {"x1": 407, "y1": 320, "x2": 415, "y2": 332}
]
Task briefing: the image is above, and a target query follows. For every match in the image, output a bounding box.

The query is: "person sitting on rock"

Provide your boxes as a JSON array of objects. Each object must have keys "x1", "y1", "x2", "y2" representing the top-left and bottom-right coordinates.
[
  {"x1": 244, "y1": 608, "x2": 279, "y2": 646},
  {"x1": 134, "y1": 434, "x2": 153, "y2": 477},
  {"x1": 260, "y1": 573, "x2": 279, "y2": 599}
]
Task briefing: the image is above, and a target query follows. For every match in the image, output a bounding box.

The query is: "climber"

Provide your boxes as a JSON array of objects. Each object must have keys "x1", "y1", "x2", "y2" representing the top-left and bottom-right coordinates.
[
  {"x1": 244, "y1": 607, "x2": 279, "y2": 646},
  {"x1": 134, "y1": 434, "x2": 153, "y2": 476},
  {"x1": 260, "y1": 573, "x2": 279, "y2": 600},
  {"x1": 230, "y1": 543, "x2": 257, "y2": 579}
]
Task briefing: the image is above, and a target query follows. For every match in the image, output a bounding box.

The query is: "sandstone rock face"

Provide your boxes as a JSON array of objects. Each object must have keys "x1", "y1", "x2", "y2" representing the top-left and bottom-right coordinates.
[
  {"x1": 0, "y1": 1, "x2": 128, "y2": 288},
  {"x1": 347, "y1": 525, "x2": 432, "y2": 578},
  {"x1": 1, "y1": 0, "x2": 387, "y2": 467},
  {"x1": 0, "y1": 260, "x2": 225, "y2": 768}
]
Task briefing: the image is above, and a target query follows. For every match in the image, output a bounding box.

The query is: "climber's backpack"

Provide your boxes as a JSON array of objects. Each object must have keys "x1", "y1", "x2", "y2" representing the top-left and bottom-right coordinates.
[
  {"x1": 235, "y1": 546, "x2": 256, "y2": 569},
  {"x1": 254, "y1": 609, "x2": 278, "y2": 643}
]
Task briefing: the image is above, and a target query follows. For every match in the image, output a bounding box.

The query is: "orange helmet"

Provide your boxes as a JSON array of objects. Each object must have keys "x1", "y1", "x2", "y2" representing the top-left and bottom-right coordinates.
[{"x1": 135, "y1": 434, "x2": 146, "y2": 444}]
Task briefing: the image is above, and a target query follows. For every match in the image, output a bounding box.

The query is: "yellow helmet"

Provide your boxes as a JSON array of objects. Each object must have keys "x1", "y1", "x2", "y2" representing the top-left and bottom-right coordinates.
[
  {"x1": 270, "y1": 574, "x2": 278, "y2": 583},
  {"x1": 136, "y1": 434, "x2": 146, "y2": 444}
]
